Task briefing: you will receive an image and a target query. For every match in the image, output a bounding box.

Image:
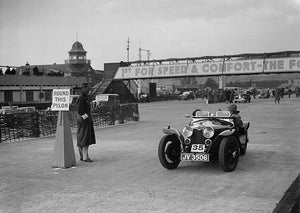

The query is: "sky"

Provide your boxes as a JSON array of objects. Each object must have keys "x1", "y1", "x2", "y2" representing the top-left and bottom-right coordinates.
[{"x1": 1, "y1": 0, "x2": 300, "y2": 70}]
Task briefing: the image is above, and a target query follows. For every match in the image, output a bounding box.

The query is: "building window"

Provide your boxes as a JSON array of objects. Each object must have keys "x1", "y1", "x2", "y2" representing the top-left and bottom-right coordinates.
[
  {"x1": 45, "y1": 90, "x2": 52, "y2": 101},
  {"x1": 4, "y1": 91, "x2": 13, "y2": 102},
  {"x1": 39, "y1": 92, "x2": 45, "y2": 99},
  {"x1": 26, "y1": 91, "x2": 34, "y2": 102}
]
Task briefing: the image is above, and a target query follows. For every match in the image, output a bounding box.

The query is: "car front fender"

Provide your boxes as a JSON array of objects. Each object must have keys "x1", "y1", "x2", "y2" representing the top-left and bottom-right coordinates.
[
  {"x1": 219, "y1": 129, "x2": 236, "y2": 136},
  {"x1": 162, "y1": 127, "x2": 184, "y2": 143}
]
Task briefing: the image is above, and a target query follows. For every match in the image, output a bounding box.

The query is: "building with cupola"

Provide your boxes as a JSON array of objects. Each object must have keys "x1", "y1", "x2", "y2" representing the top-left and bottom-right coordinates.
[
  {"x1": 0, "y1": 41, "x2": 104, "y2": 109},
  {"x1": 17, "y1": 41, "x2": 103, "y2": 83}
]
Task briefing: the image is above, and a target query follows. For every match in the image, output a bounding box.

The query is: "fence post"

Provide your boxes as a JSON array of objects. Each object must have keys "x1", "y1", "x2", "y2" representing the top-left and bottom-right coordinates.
[
  {"x1": 118, "y1": 105, "x2": 124, "y2": 124},
  {"x1": 31, "y1": 111, "x2": 40, "y2": 137},
  {"x1": 0, "y1": 114, "x2": 2, "y2": 143},
  {"x1": 133, "y1": 104, "x2": 140, "y2": 121},
  {"x1": 109, "y1": 106, "x2": 115, "y2": 125}
]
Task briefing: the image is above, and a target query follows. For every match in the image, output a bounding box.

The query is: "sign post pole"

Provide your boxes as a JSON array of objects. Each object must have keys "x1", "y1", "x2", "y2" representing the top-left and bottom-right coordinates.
[{"x1": 52, "y1": 89, "x2": 76, "y2": 168}]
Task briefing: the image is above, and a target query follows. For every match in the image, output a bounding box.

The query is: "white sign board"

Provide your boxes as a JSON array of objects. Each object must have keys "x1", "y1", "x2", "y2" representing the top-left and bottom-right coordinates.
[
  {"x1": 51, "y1": 89, "x2": 70, "y2": 111},
  {"x1": 114, "y1": 57, "x2": 300, "y2": 79},
  {"x1": 96, "y1": 94, "x2": 109, "y2": 102}
]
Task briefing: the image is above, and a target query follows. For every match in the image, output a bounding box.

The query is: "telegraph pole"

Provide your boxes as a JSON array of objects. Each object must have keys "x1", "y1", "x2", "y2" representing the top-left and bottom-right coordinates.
[{"x1": 126, "y1": 37, "x2": 130, "y2": 62}]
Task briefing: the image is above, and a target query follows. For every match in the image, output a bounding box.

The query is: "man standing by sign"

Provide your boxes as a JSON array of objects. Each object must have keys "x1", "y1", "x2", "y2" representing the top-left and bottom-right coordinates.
[{"x1": 76, "y1": 86, "x2": 96, "y2": 162}]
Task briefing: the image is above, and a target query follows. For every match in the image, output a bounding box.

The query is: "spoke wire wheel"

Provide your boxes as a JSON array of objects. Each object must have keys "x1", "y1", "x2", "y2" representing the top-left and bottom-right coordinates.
[
  {"x1": 158, "y1": 135, "x2": 181, "y2": 169},
  {"x1": 165, "y1": 141, "x2": 178, "y2": 162},
  {"x1": 219, "y1": 136, "x2": 240, "y2": 172}
]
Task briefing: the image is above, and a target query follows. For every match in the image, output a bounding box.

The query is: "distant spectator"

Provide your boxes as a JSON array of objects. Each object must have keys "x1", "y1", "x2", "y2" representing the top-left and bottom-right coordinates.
[
  {"x1": 229, "y1": 90, "x2": 235, "y2": 103},
  {"x1": 280, "y1": 88, "x2": 284, "y2": 98},
  {"x1": 225, "y1": 89, "x2": 230, "y2": 103},
  {"x1": 227, "y1": 103, "x2": 243, "y2": 131},
  {"x1": 11, "y1": 68, "x2": 16, "y2": 75},
  {"x1": 23, "y1": 69, "x2": 30, "y2": 76},
  {"x1": 5, "y1": 67, "x2": 11, "y2": 75},
  {"x1": 275, "y1": 88, "x2": 281, "y2": 104},
  {"x1": 267, "y1": 90, "x2": 270, "y2": 98},
  {"x1": 33, "y1": 66, "x2": 44, "y2": 76},
  {"x1": 252, "y1": 88, "x2": 257, "y2": 99},
  {"x1": 288, "y1": 89, "x2": 292, "y2": 98},
  {"x1": 272, "y1": 89, "x2": 275, "y2": 98},
  {"x1": 296, "y1": 87, "x2": 300, "y2": 98}
]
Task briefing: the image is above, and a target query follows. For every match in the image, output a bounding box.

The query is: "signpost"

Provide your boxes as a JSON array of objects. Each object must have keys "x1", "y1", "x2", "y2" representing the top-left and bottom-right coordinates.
[
  {"x1": 51, "y1": 89, "x2": 70, "y2": 111},
  {"x1": 52, "y1": 89, "x2": 76, "y2": 168}
]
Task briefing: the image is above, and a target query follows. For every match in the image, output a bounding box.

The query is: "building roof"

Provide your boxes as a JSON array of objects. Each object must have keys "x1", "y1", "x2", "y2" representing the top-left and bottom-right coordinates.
[
  {"x1": 69, "y1": 41, "x2": 87, "y2": 53},
  {"x1": 0, "y1": 75, "x2": 85, "y2": 86},
  {"x1": 94, "y1": 69, "x2": 104, "y2": 75},
  {"x1": 18, "y1": 64, "x2": 73, "y2": 74},
  {"x1": 17, "y1": 63, "x2": 93, "y2": 74}
]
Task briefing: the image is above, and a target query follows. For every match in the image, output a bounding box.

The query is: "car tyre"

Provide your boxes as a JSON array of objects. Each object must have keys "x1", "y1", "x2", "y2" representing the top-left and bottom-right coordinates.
[
  {"x1": 158, "y1": 135, "x2": 181, "y2": 169},
  {"x1": 240, "y1": 141, "x2": 247, "y2": 155},
  {"x1": 219, "y1": 136, "x2": 240, "y2": 172}
]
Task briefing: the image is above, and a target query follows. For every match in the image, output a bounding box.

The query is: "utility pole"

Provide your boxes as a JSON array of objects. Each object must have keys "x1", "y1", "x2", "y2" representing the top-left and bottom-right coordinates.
[
  {"x1": 137, "y1": 43, "x2": 151, "y2": 99},
  {"x1": 139, "y1": 43, "x2": 151, "y2": 61},
  {"x1": 126, "y1": 37, "x2": 130, "y2": 62}
]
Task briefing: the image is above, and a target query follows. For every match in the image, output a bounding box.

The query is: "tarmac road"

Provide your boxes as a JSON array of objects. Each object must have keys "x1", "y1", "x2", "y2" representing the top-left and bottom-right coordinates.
[{"x1": 0, "y1": 97, "x2": 299, "y2": 213}]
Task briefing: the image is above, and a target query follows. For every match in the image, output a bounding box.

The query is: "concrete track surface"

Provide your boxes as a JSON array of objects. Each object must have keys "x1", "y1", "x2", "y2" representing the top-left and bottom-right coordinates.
[{"x1": 0, "y1": 98, "x2": 299, "y2": 213}]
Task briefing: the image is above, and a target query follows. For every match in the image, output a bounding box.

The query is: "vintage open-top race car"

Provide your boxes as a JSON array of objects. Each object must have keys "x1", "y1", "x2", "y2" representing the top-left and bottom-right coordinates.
[{"x1": 158, "y1": 110, "x2": 249, "y2": 172}]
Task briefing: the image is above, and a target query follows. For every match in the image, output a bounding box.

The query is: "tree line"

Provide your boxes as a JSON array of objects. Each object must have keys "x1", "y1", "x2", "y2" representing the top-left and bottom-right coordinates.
[{"x1": 0, "y1": 66, "x2": 64, "y2": 76}]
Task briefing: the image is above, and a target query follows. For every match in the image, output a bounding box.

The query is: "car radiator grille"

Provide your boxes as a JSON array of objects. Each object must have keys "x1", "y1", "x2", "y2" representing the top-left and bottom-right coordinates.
[{"x1": 191, "y1": 129, "x2": 205, "y2": 144}]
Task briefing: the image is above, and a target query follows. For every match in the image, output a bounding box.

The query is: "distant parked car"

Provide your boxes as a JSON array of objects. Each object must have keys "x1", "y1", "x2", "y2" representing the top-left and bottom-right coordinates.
[
  {"x1": 139, "y1": 93, "x2": 150, "y2": 103},
  {"x1": 234, "y1": 93, "x2": 251, "y2": 103},
  {"x1": 241, "y1": 93, "x2": 251, "y2": 103},
  {"x1": 178, "y1": 91, "x2": 195, "y2": 101},
  {"x1": 0, "y1": 106, "x2": 36, "y2": 114},
  {"x1": 258, "y1": 92, "x2": 270, "y2": 99}
]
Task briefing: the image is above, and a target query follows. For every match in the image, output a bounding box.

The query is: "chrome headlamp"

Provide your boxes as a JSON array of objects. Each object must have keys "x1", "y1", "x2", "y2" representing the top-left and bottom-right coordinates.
[
  {"x1": 202, "y1": 126, "x2": 214, "y2": 138},
  {"x1": 182, "y1": 126, "x2": 193, "y2": 137}
]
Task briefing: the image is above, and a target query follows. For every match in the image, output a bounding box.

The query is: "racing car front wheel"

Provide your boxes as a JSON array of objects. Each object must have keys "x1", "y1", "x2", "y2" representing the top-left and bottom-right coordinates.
[
  {"x1": 158, "y1": 135, "x2": 181, "y2": 169},
  {"x1": 219, "y1": 136, "x2": 240, "y2": 172}
]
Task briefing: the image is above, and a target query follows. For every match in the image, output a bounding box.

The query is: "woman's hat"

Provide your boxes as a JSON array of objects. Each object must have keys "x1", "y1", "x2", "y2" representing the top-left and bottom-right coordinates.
[{"x1": 227, "y1": 103, "x2": 240, "y2": 113}]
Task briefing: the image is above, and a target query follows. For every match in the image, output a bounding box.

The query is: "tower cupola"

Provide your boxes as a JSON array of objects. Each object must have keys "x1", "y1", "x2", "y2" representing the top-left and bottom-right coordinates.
[{"x1": 65, "y1": 41, "x2": 90, "y2": 64}]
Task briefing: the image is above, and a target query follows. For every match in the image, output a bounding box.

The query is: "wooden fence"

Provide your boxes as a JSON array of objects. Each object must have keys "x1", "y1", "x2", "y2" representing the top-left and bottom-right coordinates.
[{"x1": 0, "y1": 103, "x2": 139, "y2": 143}]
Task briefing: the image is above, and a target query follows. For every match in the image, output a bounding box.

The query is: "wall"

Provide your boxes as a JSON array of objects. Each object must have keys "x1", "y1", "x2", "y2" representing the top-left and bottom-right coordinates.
[{"x1": 0, "y1": 75, "x2": 85, "y2": 108}]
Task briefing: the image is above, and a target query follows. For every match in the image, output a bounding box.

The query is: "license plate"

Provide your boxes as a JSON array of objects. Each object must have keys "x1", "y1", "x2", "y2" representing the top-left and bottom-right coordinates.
[
  {"x1": 191, "y1": 144, "x2": 205, "y2": 152},
  {"x1": 181, "y1": 153, "x2": 209, "y2": 162}
]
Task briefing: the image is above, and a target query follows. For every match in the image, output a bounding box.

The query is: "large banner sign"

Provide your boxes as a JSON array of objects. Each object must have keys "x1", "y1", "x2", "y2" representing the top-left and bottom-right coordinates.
[{"x1": 114, "y1": 57, "x2": 300, "y2": 79}]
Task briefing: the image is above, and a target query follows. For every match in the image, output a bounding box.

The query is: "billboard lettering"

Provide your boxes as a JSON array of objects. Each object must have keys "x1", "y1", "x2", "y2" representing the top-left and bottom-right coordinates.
[{"x1": 114, "y1": 57, "x2": 300, "y2": 79}]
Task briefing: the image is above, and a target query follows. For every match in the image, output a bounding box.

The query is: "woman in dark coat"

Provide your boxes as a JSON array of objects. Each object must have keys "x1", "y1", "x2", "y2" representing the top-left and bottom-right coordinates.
[{"x1": 77, "y1": 88, "x2": 96, "y2": 162}]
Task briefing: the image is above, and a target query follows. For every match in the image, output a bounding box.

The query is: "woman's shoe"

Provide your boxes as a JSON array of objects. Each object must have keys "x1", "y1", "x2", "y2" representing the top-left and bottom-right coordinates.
[
  {"x1": 80, "y1": 158, "x2": 83, "y2": 161},
  {"x1": 84, "y1": 159, "x2": 93, "y2": 162}
]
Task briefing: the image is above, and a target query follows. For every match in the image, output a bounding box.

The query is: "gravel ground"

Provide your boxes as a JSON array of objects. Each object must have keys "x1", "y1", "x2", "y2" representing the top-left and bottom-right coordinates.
[{"x1": 0, "y1": 97, "x2": 299, "y2": 213}]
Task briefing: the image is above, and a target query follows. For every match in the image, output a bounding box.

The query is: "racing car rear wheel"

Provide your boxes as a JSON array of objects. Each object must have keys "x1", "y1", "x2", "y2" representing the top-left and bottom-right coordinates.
[
  {"x1": 219, "y1": 136, "x2": 240, "y2": 172},
  {"x1": 158, "y1": 135, "x2": 181, "y2": 169}
]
